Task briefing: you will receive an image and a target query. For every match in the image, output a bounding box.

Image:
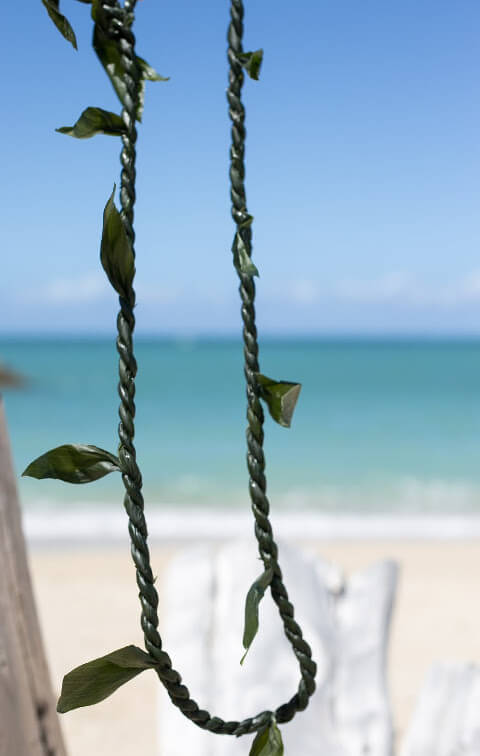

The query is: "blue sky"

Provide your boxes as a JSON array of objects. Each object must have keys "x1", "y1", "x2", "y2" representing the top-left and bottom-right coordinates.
[{"x1": 2, "y1": 1, "x2": 479, "y2": 335}]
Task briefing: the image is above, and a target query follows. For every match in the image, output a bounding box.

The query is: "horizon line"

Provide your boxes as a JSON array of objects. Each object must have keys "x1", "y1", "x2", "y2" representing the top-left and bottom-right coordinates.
[{"x1": 3, "y1": 331, "x2": 480, "y2": 342}]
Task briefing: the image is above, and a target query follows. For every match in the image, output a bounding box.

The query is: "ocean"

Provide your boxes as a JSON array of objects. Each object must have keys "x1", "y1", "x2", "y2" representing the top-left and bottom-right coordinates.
[{"x1": 2, "y1": 337, "x2": 480, "y2": 538}]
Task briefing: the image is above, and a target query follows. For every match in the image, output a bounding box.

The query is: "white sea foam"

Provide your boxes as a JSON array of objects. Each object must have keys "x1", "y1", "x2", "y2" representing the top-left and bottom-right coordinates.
[
  {"x1": 22, "y1": 477, "x2": 480, "y2": 542},
  {"x1": 23, "y1": 506, "x2": 480, "y2": 543}
]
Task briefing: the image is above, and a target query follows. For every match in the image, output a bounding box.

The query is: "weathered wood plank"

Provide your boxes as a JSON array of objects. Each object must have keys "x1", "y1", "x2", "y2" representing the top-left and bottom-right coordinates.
[
  {"x1": 400, "y1": 662, "x2": 480, "y2": 756},
  {"x1": 0, "y1": 397, "x2": 67, "y2": 756},
  {"x1": 158, "y1": 540, "x2": 398, "y2": 756},
  {"x1": 334, "y1": 559, "x2": 398, "y2": 756}
]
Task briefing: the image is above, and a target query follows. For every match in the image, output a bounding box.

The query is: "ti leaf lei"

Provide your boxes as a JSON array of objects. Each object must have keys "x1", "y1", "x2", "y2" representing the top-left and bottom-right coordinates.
[{"x1": 27, "y1": 2, "x2": 317, "y2": 752}]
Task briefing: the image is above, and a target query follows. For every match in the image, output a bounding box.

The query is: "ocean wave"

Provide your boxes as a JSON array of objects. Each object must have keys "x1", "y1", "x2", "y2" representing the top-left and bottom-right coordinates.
[
  {"x1": 23, "y1": 506, "x2": 480, "y2": 543},
  {"x1": 273, "y1": 477, "x2": 480, "y2": 513},
  {"x1": 21, "y1": 476, "x2": 480, "y2": 514}
]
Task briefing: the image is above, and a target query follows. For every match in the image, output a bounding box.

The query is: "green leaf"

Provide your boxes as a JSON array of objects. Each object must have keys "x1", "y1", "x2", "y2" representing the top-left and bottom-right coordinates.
[
  {"x1": 250, "y1": 722, "x2": 284, "y2": 756},
  {"x1": 100, "y1": 186, "x2": 135, "y2": 300},
  {"x1": 22, "y1": 444, "x2": 120, "y2": 484},
  {"x1": 255, "y1": 374, "x2": 302, "y2": 428},
  {"x1": 234, "y1": 233, "x2": 259, "y2": 277},
  {"x1": 42, "y1": 0, "x2": 77, "y2": 49},
  {"x1": 136, "y1": 56, "x2": 170, "y2": 122},
  {"x1": 57, "y1": 107, "x2": 125, "y2": 139},
  {"x1": 238, "y1": 49, "x2": 263, "y2": 80},
  {"x1": 92, "y1": 20, "x2": 168, "y2": 122},
  {"x1": 92, "y1": 22, "x2": 125, "y2": 102},
  {"x1": 90, "y1": 0, "x2": 101, "y2": 19},
  {"x1": 241, "y1": 567, "x2": 274, "y2": 664},
  {"x1": 57, "y1": 645, "x2": 157, "y2": 713},
  {"x1": 137, "y1": 57, "x2": 169, "y2": 83}
]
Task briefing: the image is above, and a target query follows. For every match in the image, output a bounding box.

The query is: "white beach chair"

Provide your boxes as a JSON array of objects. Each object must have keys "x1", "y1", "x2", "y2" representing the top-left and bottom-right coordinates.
[
  {"x1": 158, "y1": 540, "x2": 398, "y2": 756},
  {"x1": 399, "y1": 662, "x2": 480, "y2": 756}
]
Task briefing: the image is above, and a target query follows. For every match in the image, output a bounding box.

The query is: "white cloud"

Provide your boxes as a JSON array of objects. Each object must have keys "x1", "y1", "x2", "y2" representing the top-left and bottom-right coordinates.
[
  {"x1": 138, "y1": 284, "x2": 182, "y2": 305},
  {"x1": 336, "y1": 271, "x2": 418, "y2": 303},
  {"x1": 288, "y1": 279, "x2": 319, "y2": 305},
  {"x1": 336, "y1": 270, "x2": 480, "y2": 308},
  {"x1": 22, "y1": 274, "x2": 233, "y2": 315},
  {"x1": 459, "y1": 271, "x2": 480, "y2": 301},
  {"x1": 42, "y1": 273, "x2": 108, "y2": 305}
]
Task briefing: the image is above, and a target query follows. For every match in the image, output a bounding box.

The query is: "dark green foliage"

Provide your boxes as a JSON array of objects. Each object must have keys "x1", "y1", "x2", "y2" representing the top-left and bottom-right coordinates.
[
  {"x1": 234, "y1": 232, "x2": 259, "y2": 277},
  {"x1": 249, "y1": 721, "x2": 284, "y2": 756},
  {"x1": 92, "y1": 17, "x2": 168, "y2": 122},
  {"x1": 57, "y1": 107, "x2": 125, "y2": 138},
  {"x1": 57, "y1": 645, "x2": 157, "y2": 713},
  {"x1": 22, "y1": 444, "x2": 120, "y2": 484},
  {"x1": 255, "y1": 374, "x2": 302, "y2": 428},
  {"x1": 41, "y1": 0, "x2": 77, "y2": 49},
  {"x1": 92, "y1": 21, "x2": 127, "y2": 106},
  {"x1": 238, "y1": 49, "x2": 263, "y2": 80},
  {"x1": 241, "y1": 568, "x2": 274, "y2": 664},
  {"x1": 100, "y1": 186, "x2": 135, "y2": 300}
]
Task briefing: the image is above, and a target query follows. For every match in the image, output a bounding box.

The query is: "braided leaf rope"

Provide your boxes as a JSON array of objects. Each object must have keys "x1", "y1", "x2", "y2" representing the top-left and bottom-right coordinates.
[{"x1": 27, "y1": 0, "x2": 317, "y2": 748}]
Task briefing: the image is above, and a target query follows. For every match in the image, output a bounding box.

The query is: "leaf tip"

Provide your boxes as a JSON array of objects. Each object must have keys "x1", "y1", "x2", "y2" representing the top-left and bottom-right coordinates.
[
  {"x1": 255, "y1": 374, "x2": 302, "y2": 427},
  {"x1": 21, "y1": 461, "x2": 35, "y2": 478},
  {"x1": 239, "y1": 49, "x2": 264, "y2": 81},
  {"x1": 56, "y1": 697, "x2": 67, "y2": 714}
]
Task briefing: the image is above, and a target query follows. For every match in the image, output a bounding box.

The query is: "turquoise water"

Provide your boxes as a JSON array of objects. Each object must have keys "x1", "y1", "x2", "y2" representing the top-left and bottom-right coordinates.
[{"x1": 2, "y1": 337, "x2": 480, "y2": 514}]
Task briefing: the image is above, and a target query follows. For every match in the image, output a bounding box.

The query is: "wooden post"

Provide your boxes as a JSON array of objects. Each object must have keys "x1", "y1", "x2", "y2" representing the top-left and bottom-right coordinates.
[{"x1": 0, "y1": 397, "x2": 67, "y2": 756}]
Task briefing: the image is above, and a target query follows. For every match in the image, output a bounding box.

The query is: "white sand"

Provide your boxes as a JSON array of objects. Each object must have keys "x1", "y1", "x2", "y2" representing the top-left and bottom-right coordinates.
[{"x1": 28, "y1": 540, "x2": 480, "y2": 755}]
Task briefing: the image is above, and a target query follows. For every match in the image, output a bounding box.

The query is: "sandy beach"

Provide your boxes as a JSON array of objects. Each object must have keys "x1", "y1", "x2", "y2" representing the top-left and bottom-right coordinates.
[{"x1": 27, "y1": 537, "x2": 480, "y2": 756}]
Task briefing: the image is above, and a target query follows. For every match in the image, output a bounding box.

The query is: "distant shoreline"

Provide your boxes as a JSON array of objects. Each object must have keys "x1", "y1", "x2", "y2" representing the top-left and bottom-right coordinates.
[{"x1": 0, "y1": 363, "x2": 26, "y2": 388}]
